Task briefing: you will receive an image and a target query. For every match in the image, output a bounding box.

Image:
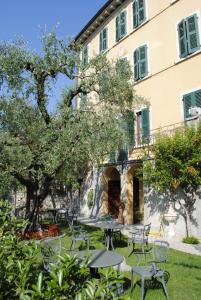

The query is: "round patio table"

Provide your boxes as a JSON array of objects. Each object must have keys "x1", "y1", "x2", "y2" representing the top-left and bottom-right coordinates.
[
  {"x1": 75, "y1": 249, "x2": 124, "y2": 276},
  {"x1": 95, "y1": 221, "x2": 124, "y2": 250}
]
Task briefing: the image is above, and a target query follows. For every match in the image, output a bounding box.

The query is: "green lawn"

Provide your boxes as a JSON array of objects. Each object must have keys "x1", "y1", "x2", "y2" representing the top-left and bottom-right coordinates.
[{"x1": 59, "y1": 222, "x2": 201, "y2": 300}]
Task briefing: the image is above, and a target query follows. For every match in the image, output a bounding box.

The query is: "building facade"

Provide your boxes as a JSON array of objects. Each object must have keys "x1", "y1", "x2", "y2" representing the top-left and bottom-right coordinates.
[{"x1": 75, "y1": 0, "x2": 201, "y2": 239}]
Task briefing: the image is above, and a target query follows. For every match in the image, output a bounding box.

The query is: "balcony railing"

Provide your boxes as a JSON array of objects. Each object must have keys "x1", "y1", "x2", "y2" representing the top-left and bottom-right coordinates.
[{"x1": 109, "y1": 121, "x2": 187, "y2": 163}]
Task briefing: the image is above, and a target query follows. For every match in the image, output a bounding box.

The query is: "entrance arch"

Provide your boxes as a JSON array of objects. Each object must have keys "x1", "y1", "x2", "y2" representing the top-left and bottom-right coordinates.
[
  {"x1": 125, "y1": 164, "x2": 144, "y2": 224},
  {"x1": 102, "y1": 167, "x2": 123, "y2": 222}
]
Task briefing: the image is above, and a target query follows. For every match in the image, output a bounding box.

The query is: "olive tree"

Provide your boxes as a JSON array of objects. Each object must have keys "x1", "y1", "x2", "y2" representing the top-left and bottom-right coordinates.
[{"x1": 0, "y1": 32, "x2": 141, "y2": 229}]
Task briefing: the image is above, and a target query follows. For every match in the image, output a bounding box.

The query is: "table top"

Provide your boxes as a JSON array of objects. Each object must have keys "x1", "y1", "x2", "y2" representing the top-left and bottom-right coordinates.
[
  {"x1": 74, "y1": 249, "x2": 124, "y2": 268},
  {"x1": 95, "y1": 221, "x2": 124, "y2": 230}
]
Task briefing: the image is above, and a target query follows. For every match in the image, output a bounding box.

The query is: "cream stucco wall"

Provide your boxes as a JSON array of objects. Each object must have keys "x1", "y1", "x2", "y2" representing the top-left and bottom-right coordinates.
[
  {"x1": 82, "y1": 0, "x2": 201, "y2": 131},
  {"x1": 78, "y1": 0, "x2": 201, "y2": 232}
]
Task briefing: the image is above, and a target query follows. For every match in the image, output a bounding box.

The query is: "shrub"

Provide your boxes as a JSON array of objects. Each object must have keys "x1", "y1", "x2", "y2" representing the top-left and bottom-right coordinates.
[
  {"x1": 182, "y1": 236, "x2": 199, "y2": 244},
  {"x1": 87, "y1": 189, "x2": 94, "y2": 209},
  {"x1": 0, "y1": 200, "x2": 124, "y2": 299}
]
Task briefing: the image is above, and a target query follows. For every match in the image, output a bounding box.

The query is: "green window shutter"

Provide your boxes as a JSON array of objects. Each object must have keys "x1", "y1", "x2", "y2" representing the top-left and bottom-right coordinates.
[
  {"x1": 120, "y1": 11, "x2": 127, "y2": 38},
  {"x1": 183, "y1": 92, "x2": 194, "y2": 119},
  {"x1": 82, "y1": 45, "x2": 88, "y2": 66},
  {"x1": 109, "y1": 151, "x2": 116, "y2": 163},
  {"x1": 127, "y1": 111, "x2": 135, "y2": 146},
  {"x1": 194, "y1": 89, "x2": 201, "y2": 108},
  {"x1": 138, "y1": 0, "x2": 145, "y2": 25},
  {"x1": 116, "y1": 57, "x2": 128, "y2": 78},
  {"x1": 99, "y1": 30, "x2": 103, "y2": 53},
  {"x1": 178, "y1": 19, "x2": 188, "y2": 58},
  {"x1": 134, "y1": 49, "x2": 139, "y2": 81},
  {"x1": 117, "y1": 145, "x2": 128, "y2": 161},
  {"x1": 141, "y1": 108, "x2": 150, "y2": 143},
  {"x1": 186, "y1": 14, "x2": 200, "y2": 54},
  {"x1": 139, "y1": 45, "x2": 148, "y2": 79},
  {"x1": 102, "y1": 27, "x2": 108, "y2": 51},
  {"x1": 116, "y1": 15, "x2": 120, "y2": 41},
  {"x1": 100, "y1": 28, "x2": 108, "y2": 53},
  {"x1": 133, "y1": 0, "x2": 138, "y2": 28}
]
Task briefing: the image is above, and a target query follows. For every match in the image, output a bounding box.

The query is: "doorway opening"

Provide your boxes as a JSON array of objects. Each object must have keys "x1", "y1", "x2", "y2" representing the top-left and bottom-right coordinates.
[
  {"x1": 103, "y1": 167, "x2": 122, "y2": 222},
  {"x1": 133, "y1": 176, "x2": 141, "y2": 224}
]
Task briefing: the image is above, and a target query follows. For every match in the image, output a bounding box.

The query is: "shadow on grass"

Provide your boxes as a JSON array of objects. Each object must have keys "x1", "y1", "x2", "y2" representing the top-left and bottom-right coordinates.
[
  {"x1": 174, "y1": 262, "x2": 201, "y2": 270},
  {"x1": 113, "y1": 239, "x2": 128, "y2": 248},
  {"x1": 122, "y1": 276, "x2": 131, "y2": 292},
  {"x1": 131, "y1": 277, "x2": 170, "y2": 299}
]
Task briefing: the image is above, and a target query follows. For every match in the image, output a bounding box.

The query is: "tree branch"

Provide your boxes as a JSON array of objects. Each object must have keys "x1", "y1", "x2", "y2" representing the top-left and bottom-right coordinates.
[{"x1": 35, "y1": 75, "x2": 51, "y2": 124}]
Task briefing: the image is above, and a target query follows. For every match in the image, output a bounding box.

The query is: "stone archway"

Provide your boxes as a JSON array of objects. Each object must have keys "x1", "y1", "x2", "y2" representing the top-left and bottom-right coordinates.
[
  {"x1": 102, "y1": 167, "x2": 123, "y2": 223},
  {"x1": 125, "y1": 164, "x2": 144, "y2": 224}
]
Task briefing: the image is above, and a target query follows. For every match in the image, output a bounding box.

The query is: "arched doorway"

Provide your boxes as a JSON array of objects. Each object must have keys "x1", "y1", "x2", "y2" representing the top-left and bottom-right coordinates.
[
  {"x1": 102, "y1": 167, "x2": 123, "y2": 222},
  {"x1": 126, "y1": 164, "x2": 144, "y2": 224}
]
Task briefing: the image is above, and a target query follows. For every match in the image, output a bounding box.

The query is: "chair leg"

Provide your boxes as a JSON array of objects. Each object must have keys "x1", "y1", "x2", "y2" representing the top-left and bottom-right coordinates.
[
  {"x1": 141, "y1": 278, "x2": 145, "y2": 300},
  {"x1": 161, "y1": 276, "x2": 169, "y2": 300},
  {"x1": 131, "y1": 269, "x2": 134, "y2": 289},
  {"x1": 86, "y1": 239, "x2": 89, "y2": 250},
  {"x1": 71, "y1": 239, "x2": 76, "y2": 250}
]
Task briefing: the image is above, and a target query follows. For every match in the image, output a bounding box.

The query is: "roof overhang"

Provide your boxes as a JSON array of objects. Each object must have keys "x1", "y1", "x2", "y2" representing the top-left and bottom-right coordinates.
[{"x1": 74, "y1": 0, "x2": 126, "y2": 44}]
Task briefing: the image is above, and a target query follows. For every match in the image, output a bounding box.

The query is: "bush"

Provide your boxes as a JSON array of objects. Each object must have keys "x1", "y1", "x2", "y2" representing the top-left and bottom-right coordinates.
[
  {"x1": 0, "y1": 200, "x2": 125, "y2": 299},
  {"x1": 182, "y1": 236, "x2": 200, "y2": 244},
  {"x1": 87, "y1": 189, "x2": 94, "y2": 209}
]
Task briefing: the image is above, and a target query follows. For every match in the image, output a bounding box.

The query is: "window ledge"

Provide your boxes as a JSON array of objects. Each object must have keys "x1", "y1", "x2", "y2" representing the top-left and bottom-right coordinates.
[
  {"x1": 131, "y1": 19, "x2": 149, "y2": 35},
  {"x1": 114, "y1": 34, "x2": 128, "y2": 47},
  {"x1": 174, "y1": 49, "x2": 201, "y2": 65},
  {"x1": 170, "y1": 0, "x2": 179, "y2": 5},
  {"x1": 113, "y1": 20, "x2": 149, "y2": 48},
  {"x1": 134, "y1": 73, "x2": 152, "y2": 85},
  {"x1": 185, "y1": 115, "x2": 200, "y2": 122}
]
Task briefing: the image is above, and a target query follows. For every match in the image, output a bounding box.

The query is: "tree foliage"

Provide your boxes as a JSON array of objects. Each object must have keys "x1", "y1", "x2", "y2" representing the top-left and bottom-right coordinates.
[
  {"x1": 143, "y1": 122, "x2": 201, "y2": 236},
  {"x1": 0, "y1": 31, "x2": 141, "y2": 227}
]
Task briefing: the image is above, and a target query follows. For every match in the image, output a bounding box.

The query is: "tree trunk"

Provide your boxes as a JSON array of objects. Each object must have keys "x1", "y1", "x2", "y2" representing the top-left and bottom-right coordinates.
[
  {"x1": 184, "y1": 209, "x2": 191, "y2": 237},
  {"x1": 178, "y1": 200, "x2": 191, "y2": 237},
  {"x1": 25, "y1": 187, "x2": 41, "y2": 232},
  {"x1": 26, "y1": 187, "x2": 32, "y2": 216}
]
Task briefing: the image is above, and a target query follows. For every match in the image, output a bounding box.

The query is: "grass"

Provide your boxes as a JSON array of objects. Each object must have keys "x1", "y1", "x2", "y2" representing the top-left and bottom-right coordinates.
[{"x1": 57, "y1": 221, "x2": 201, "y2": 300}]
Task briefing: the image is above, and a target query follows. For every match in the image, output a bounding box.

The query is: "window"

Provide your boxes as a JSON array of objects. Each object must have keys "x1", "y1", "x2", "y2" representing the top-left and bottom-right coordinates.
[
  {"x1": 109, "y1": 112, "x2": 134, "y2": 162},
  {"x1": 120, "y1": 111, "x2": 135, "y2": 147},
  {"x1": 133, "y1": 45, "x2": 148, "y2": 81},
  {"x1": 183, "y1": 89, "x2": 201, "y2": 120},
  {"x1": 116, "y1": 10, "x2": 127, "y2": 42},
  {"x1": 178, "y1": 14, "x2": 200, "y2": 58},
  {"x1": 133, "y1": 0, "x2": 146, "y2": 28},
  {"x1": 100, "y1": 27, "x2": 108, "y2": 53},
  {"x1": 136, "y1": 108, "x2": 150, "y2": 144},
  {"x1": 82, "y1": 45, "x2": 88, "y2": 66},
  {"x1": 116, "y1": 57, "x2": 130, "y2": 78}
]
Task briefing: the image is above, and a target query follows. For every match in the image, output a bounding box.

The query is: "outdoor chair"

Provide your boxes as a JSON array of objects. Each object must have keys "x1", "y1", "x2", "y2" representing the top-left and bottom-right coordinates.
[
  {"x1": 57, "y1": 208, "x2": 68, "y2": 223},
  {"x1": 15, "y1": 206, "x2": 26, "y2": 219},
  {"x1": 40, "y1": 233, "x2": 67, "y2": 272},
  {"x1": 131, "y1": 240, "x2": 170, "y2": 300},
  {"x1": 69, "y1": 224, "x2": 90, "y2": 250},
  {"x1": 67, "y1": 208, "x2": 78, "y2": 225},
  {"x1": 127, "y1": 223, "x2": 151, "y2": 257},
  {"x1": 111, "y1": 218, "x2": 122, "y2": 242}
]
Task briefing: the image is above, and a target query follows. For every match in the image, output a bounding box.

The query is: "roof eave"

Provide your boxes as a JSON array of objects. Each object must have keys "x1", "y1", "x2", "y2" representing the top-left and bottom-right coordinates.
[{"x1": 74, "y1": 0, "x2": 125, "y2": 44}]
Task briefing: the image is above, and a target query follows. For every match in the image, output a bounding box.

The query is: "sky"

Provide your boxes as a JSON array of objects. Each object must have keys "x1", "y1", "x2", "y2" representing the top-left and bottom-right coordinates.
[{"x1": 0, "y1": 0, "x2": 107, "y2": 111}]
